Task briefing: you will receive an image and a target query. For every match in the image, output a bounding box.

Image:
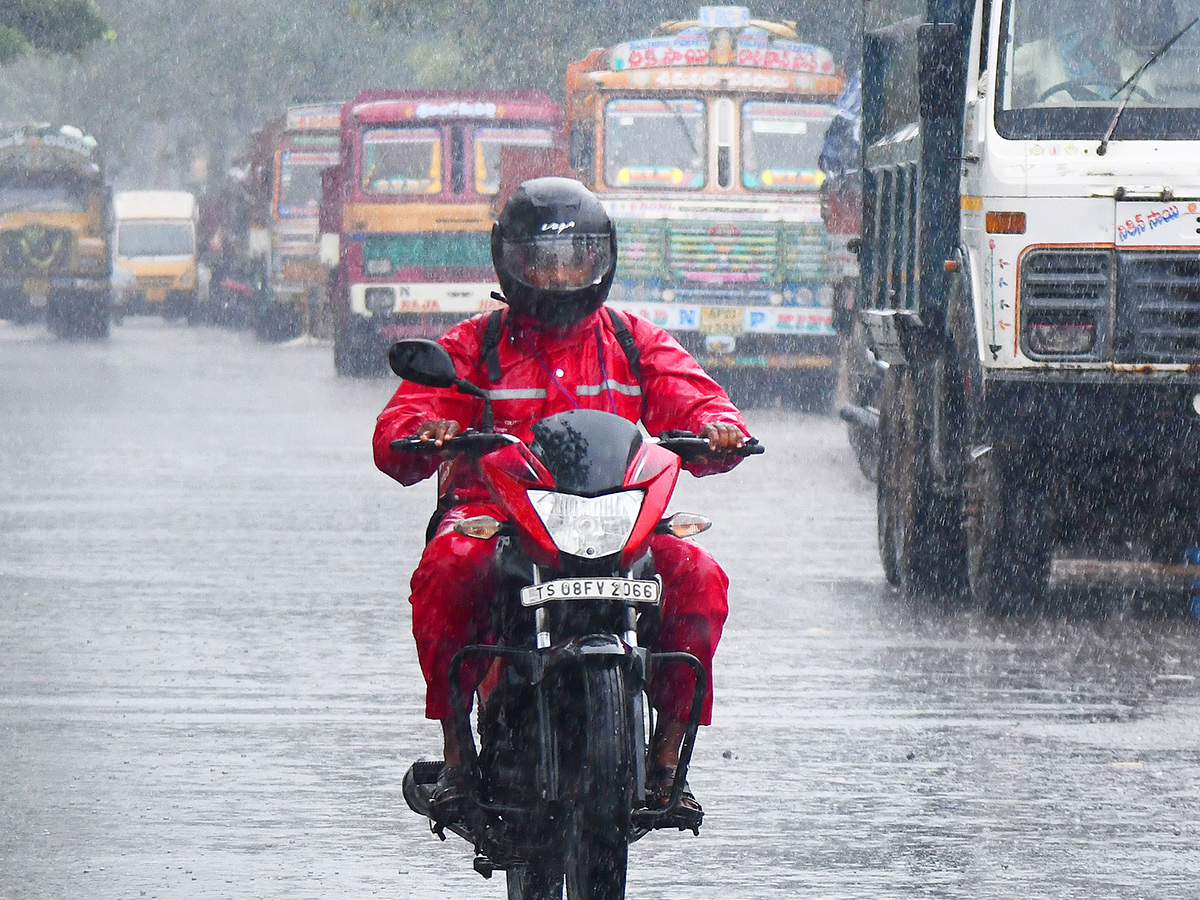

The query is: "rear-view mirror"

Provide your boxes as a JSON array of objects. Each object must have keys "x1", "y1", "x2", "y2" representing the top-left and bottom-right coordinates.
[{"x1": 388, "y1": 339, "x2": 458, "y2": 387}]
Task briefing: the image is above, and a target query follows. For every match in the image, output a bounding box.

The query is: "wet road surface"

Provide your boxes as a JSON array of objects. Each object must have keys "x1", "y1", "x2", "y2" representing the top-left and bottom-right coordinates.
[{"x1": 1, "y1": 319, "x2": 1198, "y2": 899}]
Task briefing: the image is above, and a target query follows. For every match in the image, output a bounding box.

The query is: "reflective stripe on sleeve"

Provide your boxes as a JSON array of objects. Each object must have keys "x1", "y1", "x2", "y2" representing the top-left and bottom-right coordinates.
[
  {"x1": 577, "y1": 381, "x2": 643, "y2": 397},
  {"x1": 486, "y1": 388, "x2": 548, "y2": 400}
]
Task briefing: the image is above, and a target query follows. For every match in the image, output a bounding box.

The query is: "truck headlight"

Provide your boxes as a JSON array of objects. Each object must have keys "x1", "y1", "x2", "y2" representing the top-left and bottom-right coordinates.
[
  {"x1": 365, "y1": 287, "x2": 394, "y2": 316},
  {"x1": 365, "y1": 257, "x2": 393, "y2": 276},
  {"x1": 527, "y1": 489, "x2": 643, "y2": 559},
  {"x1": 1027, "y1": 321, "x2": 1096, "y2": 356}
]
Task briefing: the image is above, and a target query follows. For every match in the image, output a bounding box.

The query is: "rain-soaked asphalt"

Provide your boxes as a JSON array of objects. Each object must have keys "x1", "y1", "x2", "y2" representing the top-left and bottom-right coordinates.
[{"x1": 2, "y1": 318, "x2": 1199, "y2": 900}]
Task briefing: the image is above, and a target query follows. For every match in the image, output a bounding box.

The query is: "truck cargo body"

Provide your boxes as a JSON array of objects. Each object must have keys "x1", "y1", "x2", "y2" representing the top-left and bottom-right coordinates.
[{"x1": 857, "y1": 0, "x2": 1200, "y2": 607}]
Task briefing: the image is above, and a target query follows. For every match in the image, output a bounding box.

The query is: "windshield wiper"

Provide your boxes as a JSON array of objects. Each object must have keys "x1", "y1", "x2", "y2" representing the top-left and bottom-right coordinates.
[
  {"x1": 659, "y1": 100, "x2": 702, "y2": 168},
  {"x1": 1097, "y1": 15, "x2": 1200, "y2": 156}
]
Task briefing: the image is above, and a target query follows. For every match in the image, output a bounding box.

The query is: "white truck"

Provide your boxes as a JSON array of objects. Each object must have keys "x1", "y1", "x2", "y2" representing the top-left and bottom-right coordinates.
[
  {"x1": 112, "y1": 189, "x2": 198, "y2": 320},
  {"x1": 851, "y1": 0, "x2": 1200, "y2": 609}
]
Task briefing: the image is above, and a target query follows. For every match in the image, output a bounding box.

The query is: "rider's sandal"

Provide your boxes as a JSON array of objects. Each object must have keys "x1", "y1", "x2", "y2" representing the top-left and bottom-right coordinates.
[
  {"x1": 648, "y1": 764, "x2": 704, "y2": 829},
  {"x1": 429, "y1": 764, "x2": 469, "y2": 824}
]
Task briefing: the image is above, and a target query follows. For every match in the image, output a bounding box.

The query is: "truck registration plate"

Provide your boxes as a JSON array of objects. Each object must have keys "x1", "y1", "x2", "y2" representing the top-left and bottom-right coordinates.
[
  {"x1": 23, "y1": 278, "x2": 49, "y2": 303},
  {"x1": 699, "y1": 306, "x2": 744, "y2": 335},
  {"x1": 520, "y1": 578, "x2": 661, "y2": 607}
]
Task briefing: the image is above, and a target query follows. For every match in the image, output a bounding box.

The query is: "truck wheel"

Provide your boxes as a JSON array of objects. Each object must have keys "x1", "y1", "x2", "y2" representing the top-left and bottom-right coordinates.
[
  {"x1": 47, "y1": 293, "x2": 110, "y2": 341},
  {"x1": 965, "y1": 445, "x2": 1052, "y2": 613},
  {"x1": 333, "y1": 320, "x2": 386, "y2": 377},
  {"x1": 254, "y1": 303, "x2": 302, "y2": 342},
  {"x1": 877, "y1": 367, "x2": 965, "y2": 597}
]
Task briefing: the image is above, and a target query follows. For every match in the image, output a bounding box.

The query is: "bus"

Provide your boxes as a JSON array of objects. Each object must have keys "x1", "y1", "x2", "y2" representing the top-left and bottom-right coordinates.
[
  {"x1": 321, "y1": 90, "x2": 562, "y2": 376},
  {"x1": 564, "y1": 5, "x2": 846, "y2": 406}
]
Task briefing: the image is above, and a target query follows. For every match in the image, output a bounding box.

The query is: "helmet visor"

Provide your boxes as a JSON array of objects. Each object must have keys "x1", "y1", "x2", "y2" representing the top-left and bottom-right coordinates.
[{"x1": 500, "y1": 234, "x2": 613, "y2": 291}]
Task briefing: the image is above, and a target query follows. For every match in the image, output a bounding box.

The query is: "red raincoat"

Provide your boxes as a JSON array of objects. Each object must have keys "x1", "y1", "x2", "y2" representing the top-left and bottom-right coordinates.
[{"x1": 374, "y1": 306, "x2": 749, "y2": 724}]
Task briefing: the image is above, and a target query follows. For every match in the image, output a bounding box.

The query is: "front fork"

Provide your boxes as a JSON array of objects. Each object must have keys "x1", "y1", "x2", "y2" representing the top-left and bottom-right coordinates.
[{"x1": 446, "y1": 638, "x2": 706, "y2": 820}]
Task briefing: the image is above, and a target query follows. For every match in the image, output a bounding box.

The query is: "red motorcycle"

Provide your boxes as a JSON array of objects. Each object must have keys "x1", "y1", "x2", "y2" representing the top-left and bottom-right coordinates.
[{"x1": 389, "y1": 338, "x2": 761, "y2": 900}]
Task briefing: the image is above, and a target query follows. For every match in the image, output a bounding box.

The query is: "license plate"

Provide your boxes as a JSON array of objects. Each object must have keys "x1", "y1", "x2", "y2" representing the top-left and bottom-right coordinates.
[
  {"x1": 699, "y1": 306, "x2": 744, "y2": 335},
  {"x1": 23, "y1": 277, "x2": 49, "y2": 303},
  {"x1": 520, "y1": 577, "x2": 661, "y2": 607}
]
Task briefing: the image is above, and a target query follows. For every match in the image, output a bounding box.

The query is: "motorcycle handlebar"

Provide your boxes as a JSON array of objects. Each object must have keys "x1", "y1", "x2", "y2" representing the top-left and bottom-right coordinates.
[
  {"x1": 655, "y1": 433, "x2": 765, "y2": 460},
  {"x1": 390, "y1": 431, "x2": 520, "y2": 454},
  {"x1": 391, "y1": 430, "x2": 763, "y2": 460}
]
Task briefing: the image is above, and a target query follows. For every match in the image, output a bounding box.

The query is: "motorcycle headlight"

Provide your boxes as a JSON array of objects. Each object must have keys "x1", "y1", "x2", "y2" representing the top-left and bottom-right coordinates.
[{"x1": 527, "y1": 489, "x2": 644, "y2": 559}]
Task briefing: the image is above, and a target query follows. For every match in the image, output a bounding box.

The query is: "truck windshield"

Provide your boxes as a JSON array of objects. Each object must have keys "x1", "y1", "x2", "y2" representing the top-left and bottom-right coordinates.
[
  {"x1": 277, "y1": 156, "x2": 328, "y2": 217},
  {"x1": 117, "y1": 222, "x2": 195, "y2": 257},
  {"x1": 473, "y1": 127, "x2": 555, "y2": 195},
  {"x1": 603, "y1": 98, "x2": 706, "y2": 190},
  {"x1": 0, "y1": 175, "x2": 88, "y2": 213},
  {"x1": 361, "y1": 127, "x2": 441, "y2": 195},
  {"x1": 741, "y1": 101, "x2": 833, "y2": 192},
  {"x1": 997, "y1": 0, "x2": 1200, "y2": 139}
]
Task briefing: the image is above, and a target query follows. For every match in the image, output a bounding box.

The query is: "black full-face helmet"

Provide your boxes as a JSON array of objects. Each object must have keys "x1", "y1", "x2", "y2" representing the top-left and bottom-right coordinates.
[{"x1": 491, "y1": 177, "x2": 617, "y2": 328}]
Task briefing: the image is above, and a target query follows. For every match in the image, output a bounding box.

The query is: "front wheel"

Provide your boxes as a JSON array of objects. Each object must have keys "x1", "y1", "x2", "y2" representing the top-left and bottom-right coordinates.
[
  {"x1": 965, "y1": 445, "x2": 1052, "y2": 613},
  {"x1": 877, "y1": 365, "x2": 966, "y2": 597},
  {"x1": 507, "y1": 862, "x2": 564, "y2": 900},
  {"x1": 564, "y1": 665, "x2": 634, "y2": 900},
  {"x1": 47, "y1": 292, "x2": 110, "y2": 340}
]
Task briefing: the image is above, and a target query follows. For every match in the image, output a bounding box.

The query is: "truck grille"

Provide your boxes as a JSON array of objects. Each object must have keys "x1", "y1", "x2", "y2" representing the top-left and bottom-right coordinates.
[
  {"x1": 1115, "y1": 251, "x2": 1200, "y2": 363},
  {"x1": 1019, "y1": 249, "x2": 1112, "y2": 361},
  {"x1": 615, "y1": 221, "x2": 667, "y2": 280},
  {"x1": 2, "y1": 226, "x2": 72, "y2": 272},
  {"x1": 779, "y1": 222, "x2": 828, "y2": 282},
  {"x1": 669, "y1": 225, "x2": 777, "y2": 283},
  {"x1": 612, "y1": 220, "x2": 829, "y2": 297},
  {"x1": 138, "y1": 275, "x2": 178, "y2": 290}
]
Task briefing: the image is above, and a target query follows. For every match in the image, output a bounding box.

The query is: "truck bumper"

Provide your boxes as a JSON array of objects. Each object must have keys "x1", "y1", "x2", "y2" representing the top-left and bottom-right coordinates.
[{"x1": 981, "y1": 371, "x2": 1200, "y2": 450}]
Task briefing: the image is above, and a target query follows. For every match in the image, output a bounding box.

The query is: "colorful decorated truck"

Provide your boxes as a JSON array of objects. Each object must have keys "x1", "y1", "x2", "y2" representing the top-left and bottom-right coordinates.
[
  {"x1": 564, "y1": 6, "x2": 845, "y2": 405},
  {"x1": 321, "y1": 89, "x2": 563, "y2": 376},
  {"x1": 0, "y1": 124, "x2": 111, "y2": 338},
  {"x1": 257, "y1": 102, "x2": 343, "y2": 341}
]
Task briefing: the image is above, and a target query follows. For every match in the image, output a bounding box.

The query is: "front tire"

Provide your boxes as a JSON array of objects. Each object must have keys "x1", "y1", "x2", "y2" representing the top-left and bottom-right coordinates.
[
  {"x1": 333, "y1": 316, "x2": 386, "y2": 377},
  {"x1": 507, "y1": 862, "x2": 564, "y2": 900},
  {"x1": 47, "y1": 292, "x2": 110, "y2": 340},
  {"x1": 877, "y1": 366, "x2": 965, "y2": 596},
  {"x1": 965, "y1": 444, "x2": 1052, "y2": 613},
  {"x1": 564, "y1": 665, "x2": 634, "y2": 900}
]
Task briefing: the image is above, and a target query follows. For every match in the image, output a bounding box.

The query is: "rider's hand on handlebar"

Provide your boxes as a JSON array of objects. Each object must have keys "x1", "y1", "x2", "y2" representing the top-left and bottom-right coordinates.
[
  {"x1": 699, "y1": 421, "x2": 746, "y2": 452},
  {"x1": 413, "y1": 419, "x2": 461, "y2": 447}
]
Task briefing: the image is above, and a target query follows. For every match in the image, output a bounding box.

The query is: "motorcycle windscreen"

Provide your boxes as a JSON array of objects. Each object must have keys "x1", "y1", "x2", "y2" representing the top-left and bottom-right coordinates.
[{"x1": 529, "y1": 409, "x2": 642, "y2": 496}]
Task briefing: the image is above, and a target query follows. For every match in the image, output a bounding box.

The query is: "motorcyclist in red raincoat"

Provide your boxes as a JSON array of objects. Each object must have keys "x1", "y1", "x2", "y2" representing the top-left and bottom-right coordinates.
[{"x1": 373, "y1": 177, "x2": 750, "y2": 820}]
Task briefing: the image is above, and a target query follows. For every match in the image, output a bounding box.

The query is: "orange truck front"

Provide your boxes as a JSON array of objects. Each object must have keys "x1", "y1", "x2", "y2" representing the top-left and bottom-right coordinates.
[{"x1": 565, "y1": 6, "x2": 845, "y2": 407}]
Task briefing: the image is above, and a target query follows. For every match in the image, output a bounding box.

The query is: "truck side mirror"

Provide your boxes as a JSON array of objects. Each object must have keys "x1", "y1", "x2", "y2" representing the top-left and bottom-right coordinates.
[
  {"x1": 917, "y1": 23, "x2": 964, "y2": 121},
  {"x1": 319, "y1": 232, "x2": 339, "y2": 269},
  {"x1": 568, "y1": 128, "x2": 594, "y2": 173}
]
